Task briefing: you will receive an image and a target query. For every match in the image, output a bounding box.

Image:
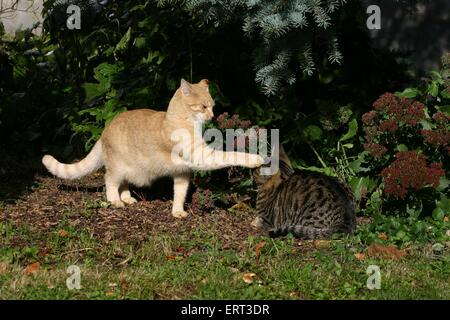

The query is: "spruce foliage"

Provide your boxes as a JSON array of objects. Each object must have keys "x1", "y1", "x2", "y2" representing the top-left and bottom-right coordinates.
[{"x1": 156, "y1": 0, "x2": 348, "y2": 95}]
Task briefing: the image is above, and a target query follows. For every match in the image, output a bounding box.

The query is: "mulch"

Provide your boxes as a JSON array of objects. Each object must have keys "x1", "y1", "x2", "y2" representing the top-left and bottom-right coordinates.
[{"x1": 0, "y1": 172, "x2": 264, "y2": 250}]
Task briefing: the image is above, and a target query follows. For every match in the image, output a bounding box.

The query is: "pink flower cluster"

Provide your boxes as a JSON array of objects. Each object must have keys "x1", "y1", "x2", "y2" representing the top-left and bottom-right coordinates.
[
  {"x1": 216, "y1": 112, "x2": 252, "y2": 130},
  {"x1": 421, "y1": 112, "x2": 450, "y2": 155},
  {"x1": 372, "y1": 93, "x2": 425, "y2": 126},
  {"x1": 381, "y1": 151, "x2": 445, "y2": 199}
]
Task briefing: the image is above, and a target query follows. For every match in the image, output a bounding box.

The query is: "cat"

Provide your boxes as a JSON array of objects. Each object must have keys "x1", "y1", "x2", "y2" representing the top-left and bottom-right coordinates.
[
  {"x1": 42, "y1": 79, "x2": 264, "y2": 218},
  {"x1": 252, "y1": 145, "x2": 356, "y2": 239}
]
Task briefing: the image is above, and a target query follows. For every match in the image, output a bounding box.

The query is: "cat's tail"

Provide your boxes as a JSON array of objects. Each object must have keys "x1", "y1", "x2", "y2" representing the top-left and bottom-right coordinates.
[
  {"x1": 268, "y1": 225, "x2": 345, "y2": 239},
  {"x1": 42, "y1": 140, "x2": 104, "y2": 180}
]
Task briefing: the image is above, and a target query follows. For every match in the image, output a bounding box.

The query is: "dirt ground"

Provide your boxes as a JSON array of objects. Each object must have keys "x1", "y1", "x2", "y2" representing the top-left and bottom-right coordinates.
[{"x1": 0, "y1": 168, "x2": 266, "y2": 250}]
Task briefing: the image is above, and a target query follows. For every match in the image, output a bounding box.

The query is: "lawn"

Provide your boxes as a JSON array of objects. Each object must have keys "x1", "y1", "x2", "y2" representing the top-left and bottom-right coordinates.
[{"x1": 0, "y1": 170, "x2": 449, "y2": 300}]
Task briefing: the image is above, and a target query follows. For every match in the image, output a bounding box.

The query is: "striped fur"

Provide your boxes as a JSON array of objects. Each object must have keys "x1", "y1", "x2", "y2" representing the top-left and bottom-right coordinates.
[{"x1": 255, "y1": 157, "x2": 356, "y2": 239}]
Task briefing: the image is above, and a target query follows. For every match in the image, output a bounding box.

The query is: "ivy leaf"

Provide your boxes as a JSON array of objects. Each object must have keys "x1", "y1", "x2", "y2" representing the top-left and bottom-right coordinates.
[
  {"x1": 396, "y1": 144, "x2": 408, "y2": 152},
  {"x1": 339, "y1": 118, "x2": 357, "y2": 142},
  {"x1": 82, "y1": 82, "x2": 107, "y2": 102},
  {"x1": 116, "y1": 27, "x2": 132, "y2": 52},
  {"x1": 396, "y1": 87, "x2": 419, "y2": 99},
  {"x1": 304, "y1": 125, "x2": 322, "y2": 141},
  {"x1": 428, "y1": 81, "x2": 439, "y2": 97}
]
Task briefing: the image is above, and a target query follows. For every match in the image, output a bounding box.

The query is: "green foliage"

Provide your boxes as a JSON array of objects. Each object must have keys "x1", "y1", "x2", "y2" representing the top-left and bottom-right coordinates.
[{"x1": 356, "y1": 210, "x2": 449, "y2": 246}]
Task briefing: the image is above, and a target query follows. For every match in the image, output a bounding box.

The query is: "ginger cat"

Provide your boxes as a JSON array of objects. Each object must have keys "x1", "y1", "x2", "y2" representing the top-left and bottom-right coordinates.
[{"x1": 42, "y1": 79, "x2": 264, "y2": 218}]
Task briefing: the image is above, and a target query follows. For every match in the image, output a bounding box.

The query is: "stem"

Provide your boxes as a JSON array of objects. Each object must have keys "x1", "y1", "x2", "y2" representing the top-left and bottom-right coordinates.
[{"x1": 308, "y1": 142, "x2": 328, "y2": 169}]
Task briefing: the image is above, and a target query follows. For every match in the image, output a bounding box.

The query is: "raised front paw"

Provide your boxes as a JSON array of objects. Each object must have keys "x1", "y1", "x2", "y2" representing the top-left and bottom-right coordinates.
[
  {"x1": 247, "y1": 155, "x2": 265, "y2": 168},
  {"x1": 172, "y1": 210, "x2": 189, "y2": 219},
  {"x1": 251, "y1": 217, "x2": 264, "y2": 228}
]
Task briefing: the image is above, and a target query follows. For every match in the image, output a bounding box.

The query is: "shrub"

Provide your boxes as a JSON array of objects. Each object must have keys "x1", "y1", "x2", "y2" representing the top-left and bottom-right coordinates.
[{"x1": 358, "y1": 58, "x2": 449, "y2": 217}]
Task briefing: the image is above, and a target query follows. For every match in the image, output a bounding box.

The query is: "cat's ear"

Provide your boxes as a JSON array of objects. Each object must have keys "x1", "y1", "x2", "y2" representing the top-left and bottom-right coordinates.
[
  {"x1": 180, "y1": 79, "x2": 192, "y2": 96},
  {"x1": 278, "y1": 144, "x2": 294, "y2": 177},
  {"x1": 278, "y1": 144, "x2": 292, "y2": 168},
  {"x1": 199, "y1": 79, "x2": 209, "y2": 91}
]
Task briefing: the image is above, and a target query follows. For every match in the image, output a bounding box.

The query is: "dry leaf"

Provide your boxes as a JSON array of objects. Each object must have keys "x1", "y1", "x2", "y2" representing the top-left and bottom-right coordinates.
[
  {"x1": 175, "y1": 246, "x2": 185, "y2": 254},
  {"x1": 444, "y1": 216, "x2": 449, "y2": 222},
  {"x1": 39, "y1": 247, "x2": 50, "y2": 257},
  {"x1": 105, "y1": 291, "x2": 114, "y2": 297},
  {"x1": 314, "y1": 240, "x2": 331, "y2": 249},
  {"x1": 24, "y1": 262, "x2": 40, "y2": 274},
  {"x1": 165, "y1": 255, "x2": 176, "y2": 260},
  {"x1": 230, "y1": 202, "x2": 250, "y2": 211},
  {"x1": 255, "y1": 241, "x2": 266, "y2": 260},
  {"x1": 58, "y1": 229, "x2": 69, "y2": 237},
  {"x1": 0, "y1": 262, "x2": 8, "y2": 275},
  {"x1": 367, "y1": 243, "x2": 406, "y2": 260},
  {"x1": 378, "y1": 232, "x2": 388, "y2": 241},
  {"x1": 242, "y1": 273, "x2": 256, "y2": 284},
  {"x1": 354, "y1": 253, "x2": 366, "y2": 261}
]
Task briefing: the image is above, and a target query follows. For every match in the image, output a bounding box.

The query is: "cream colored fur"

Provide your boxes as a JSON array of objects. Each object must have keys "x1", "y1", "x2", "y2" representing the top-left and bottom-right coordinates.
[{"x1": 42, "y1": 79, "x2": 264, "y2": 218}]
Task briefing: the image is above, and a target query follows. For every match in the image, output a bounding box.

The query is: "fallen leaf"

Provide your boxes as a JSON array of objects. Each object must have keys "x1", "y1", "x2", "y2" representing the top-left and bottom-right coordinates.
[
  {"x1": 354, "y1": 253, "x2": 366, "y2": 261},
  {"x1": 378, "y1": 232, "x2": 388, "y2": 241},
  {"x1": 314, "y1": 240, "x2": 331, "y2": 249},
  {"x1": 165, "y1": 255, "x2": 176, "y2": 260},
  {"x1": 255, "y1": 241, "x2": 266, "y2": 260},
  {"x1": 242, "y1": 272, "x2": 256, "y2": 284},
  {"x1": 0, "y1": 262, "x2": 8, "y2": 275},
  {"x1": 229, "y1": 202, "x2": 250, "y2": 212},
  {"x1": 175, "y1": 246, "x2": 185, "y2": 254},
  {"x1": 444, "y1": 216, "x2": 449, "y2": 222},
  {"x1": 39, "y1": 247, "x2": 50, "y2": 257},
  {"x1": 367, "y1": 243, "x2": 406, "y2": 260},
  {"x1": 58, "y1": 229, "x2": 69, "y2": 237},
  {"x1": 24, "y1": 262, "x2": 40, "y2": 274}
]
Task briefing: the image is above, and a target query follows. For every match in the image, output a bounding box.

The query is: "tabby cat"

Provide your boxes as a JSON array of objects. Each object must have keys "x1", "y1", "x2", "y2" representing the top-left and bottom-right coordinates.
[
  {"x1": 253, "y1": 146, "x2": 356, "y2": 239},
  {"x1": 42, "y1": 79, "x2": 264, "y2": 218}
]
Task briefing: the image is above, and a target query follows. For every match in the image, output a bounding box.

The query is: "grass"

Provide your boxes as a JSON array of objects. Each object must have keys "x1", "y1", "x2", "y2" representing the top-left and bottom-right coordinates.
[
  {"x1": 0, "y1": 168, "x2": 448, "y2": 300},
  {"x1": 0, "y1": 220, "x2": 449, "y2": 300}
]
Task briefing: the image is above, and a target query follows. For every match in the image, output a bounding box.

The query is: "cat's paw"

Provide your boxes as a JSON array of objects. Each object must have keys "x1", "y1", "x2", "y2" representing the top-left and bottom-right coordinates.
[
  {"x1": 268, "y1": 229, "x2": 278, "y2": 238},
  {"x1": 172, "y1": 210, "x2": 189, "y2": 219},
  {"x1": 111, "y1": 200, "x2": 125, "y2": 208},
  {"x1": 122, "y1": 197, "x2": 138, "y2": 205},
  {"x1": 251, "y1": 217, "x2": 263, "y2": 228},
  {"x1": 247, "y1": 155, "x2": 265, "y2": 168}
]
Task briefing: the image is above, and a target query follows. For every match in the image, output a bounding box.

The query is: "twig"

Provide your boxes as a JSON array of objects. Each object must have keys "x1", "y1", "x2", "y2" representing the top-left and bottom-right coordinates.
[{"x1": 60, "y1": 247, "x2": 94, "y2": 256}]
